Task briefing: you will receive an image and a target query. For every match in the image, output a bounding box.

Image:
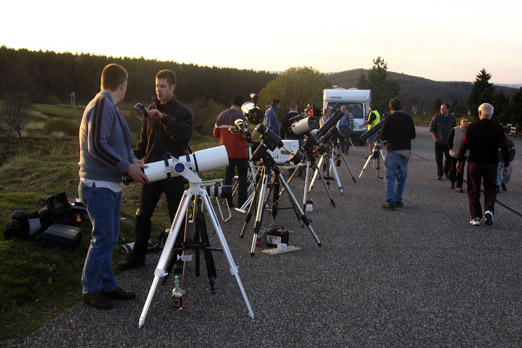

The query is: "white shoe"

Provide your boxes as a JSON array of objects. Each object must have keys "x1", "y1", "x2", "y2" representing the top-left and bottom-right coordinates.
[
  {"x1": 484, "y1": 211, "x2": 493, "y2": 225},
  {"x1": 469, "y1": 217, "x2": 481, "y2": 226}
]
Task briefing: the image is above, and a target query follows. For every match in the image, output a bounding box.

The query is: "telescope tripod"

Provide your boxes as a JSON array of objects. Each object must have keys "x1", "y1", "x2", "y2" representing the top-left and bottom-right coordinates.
[
  {"x1": 139, "y1": 180, "x2": 254, "y2": 328},
  {"x1": 310, "y1": 141, "x2": 357, "y2": 193},
  {"x1": 358, "y1": 141, "x2": 386, "y2": 179},
  {"x1": 298, "y1": 145, "x2": 337, "y2": 210},
  {"x1": 240, "y1": 143, "x2": 321, "y2": 256}
]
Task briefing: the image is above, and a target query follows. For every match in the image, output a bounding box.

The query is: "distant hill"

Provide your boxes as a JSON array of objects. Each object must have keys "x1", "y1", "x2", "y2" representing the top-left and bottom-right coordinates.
[{"x1": 326, "y1": 69, "x2": 519, "y2": 104}]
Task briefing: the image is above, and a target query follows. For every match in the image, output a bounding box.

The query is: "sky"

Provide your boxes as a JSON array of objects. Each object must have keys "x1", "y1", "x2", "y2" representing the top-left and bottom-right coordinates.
[{"x1": 1, "y1": 0, "x2": 521, "y2": 84}]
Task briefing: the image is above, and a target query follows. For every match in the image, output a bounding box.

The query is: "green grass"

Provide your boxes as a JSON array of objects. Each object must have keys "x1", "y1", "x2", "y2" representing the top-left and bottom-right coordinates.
[{"x1": 0, "y1": 102, "x2": 221, "y2": 345}]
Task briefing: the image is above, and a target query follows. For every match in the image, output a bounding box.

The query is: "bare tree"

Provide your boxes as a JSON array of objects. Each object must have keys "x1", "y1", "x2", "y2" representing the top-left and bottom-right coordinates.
[{"x1": 1, "y1": 91, "x2": 31, "y2": 151}]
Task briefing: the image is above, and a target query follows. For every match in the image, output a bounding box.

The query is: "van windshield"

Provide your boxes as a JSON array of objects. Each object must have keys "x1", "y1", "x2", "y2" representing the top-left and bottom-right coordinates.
[{"x1": 327, "y1": 103, "x2": 364, "y2": 119}]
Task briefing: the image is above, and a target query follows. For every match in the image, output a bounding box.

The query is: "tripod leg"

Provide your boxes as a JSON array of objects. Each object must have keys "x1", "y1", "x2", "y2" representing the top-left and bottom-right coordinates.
[
  {"x1": 240, "y1": 167, "x2": 264, "y2": 238},
  {"x1": 328, "y1": 157, "x2": 343, "y2": 194},
  {"x1": 302, "y1": 160, "x2": 312, "y2": 210},
  {"x1": 250, "y1": 172, "x2": 271, "y2": 256},
  {"x1": 275, "y1": 170, "x2": 322, "y2": 247},
  {"x1": 309, "y1": 155, "x2": 325, "y2": 190},
  {"x1": 313, "y1": 160, "x2": 336, "y2": 207},
  {"x1": 139, "y1": 192, "x2": 192, "y2": 328},
  {"x1": 196, "y1": 208, "x2": 217, "y2": 293},
  {"x1": 336, "y1": 146, "x2": 357, "y2": 183},
  {"x1": 200, "y1": 192, "x2": 254, "y2": 319},
  {"x1": 358, "y1": 152, "x2": 374, "y2": 179}
]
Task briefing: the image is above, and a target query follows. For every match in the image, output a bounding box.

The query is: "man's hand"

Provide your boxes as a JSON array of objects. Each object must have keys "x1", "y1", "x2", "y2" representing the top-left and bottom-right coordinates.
[
  {"x1": 456, "y1": 161, "x2": 463, "y2": 172},
  {"x1": 127, "y1": 161, "x2": 148, "y2": 183},
  {"x1": 147, "y1": 109, "x2": 163, "y2": 120},
  {"x1": 502, "y1": 166, "x2": 509, "y2": 177}
]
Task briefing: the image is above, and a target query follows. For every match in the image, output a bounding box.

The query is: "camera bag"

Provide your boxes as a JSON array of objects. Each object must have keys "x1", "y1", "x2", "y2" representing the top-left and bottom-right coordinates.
[
  {"x1": 4, "y1": 210, "x2": 42, "y2": 239},
  {"x1": 40, "y1": 223, "x2": 81, "y2": 249}
]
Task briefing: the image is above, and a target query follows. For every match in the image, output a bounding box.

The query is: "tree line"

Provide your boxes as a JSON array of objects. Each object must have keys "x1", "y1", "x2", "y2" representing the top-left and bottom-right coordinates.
[{"x1": 0, "y1": 46, "x2": 276, "y2": 105}]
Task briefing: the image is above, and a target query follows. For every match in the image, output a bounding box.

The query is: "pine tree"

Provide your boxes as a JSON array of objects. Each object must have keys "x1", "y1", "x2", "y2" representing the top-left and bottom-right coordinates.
[
  {"x1": 468, "y1": 69, "x2": 495, "y2": 115},
  {"x1": 357, "y1": 57, "x2": 400, "y2": 114}
]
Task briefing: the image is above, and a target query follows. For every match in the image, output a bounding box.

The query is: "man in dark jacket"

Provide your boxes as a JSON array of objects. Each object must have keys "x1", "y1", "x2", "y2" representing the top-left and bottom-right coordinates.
[
  {"x1": 379, "y1": 97, "x2": 416, "y2": 210},
  {"x1": 457, "y1": 103, "x2": 509, "y2": 226},
  {"x1": 430, "y1": 104, "x2": 456, "y2": 180},
  {"x1": 120, "y1": 69, "x2": 193, "y2": 271}
]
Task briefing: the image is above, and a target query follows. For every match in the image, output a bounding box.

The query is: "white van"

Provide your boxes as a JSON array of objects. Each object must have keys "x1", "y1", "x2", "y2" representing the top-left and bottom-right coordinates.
[{"x1": 322, "y1": 88, "x2": 371, "y2": 143}]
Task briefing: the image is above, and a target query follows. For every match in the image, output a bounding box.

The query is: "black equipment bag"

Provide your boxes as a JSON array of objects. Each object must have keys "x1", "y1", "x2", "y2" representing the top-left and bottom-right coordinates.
[
  {"x1": 40, "y1": 223, "x2": 81, "y2": 249},
  {"x1": 4, "y1": 210, "x2": 42, "y2": 239},
  {"x1": 39, "y1": 192, "x2": 72, "y2": 229}
]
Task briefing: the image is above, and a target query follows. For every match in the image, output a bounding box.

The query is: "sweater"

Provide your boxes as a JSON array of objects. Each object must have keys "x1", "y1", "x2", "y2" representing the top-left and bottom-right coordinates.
[
  {"x1": 379, "y1": 111, "x2": 416, "y2": 152},
  {"x1": 457, "y1": 118, "x2": 509, "y2": 166},
  {"x1": 78, "y1": 91, "x2": 135, "y2": 182},
  {"x1": 213, "y1": 107, "x2": 249, "y2": 159}
]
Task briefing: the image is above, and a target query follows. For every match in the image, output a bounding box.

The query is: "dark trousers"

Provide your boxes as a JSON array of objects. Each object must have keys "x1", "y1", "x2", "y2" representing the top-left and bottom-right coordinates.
[
  {"x1": 435, "y1": 141, "x2": 451, "y2": 177},
  {"x1": 449, "y1": 156, "x2": 465, "y2": 188},
  {"x1": 466, "y1": 162, "x2": 497, "y2": 219},
  {"x1": 339, "y1": 127, "x2": 351, "y2": 153},
  {"x1": 225, "y1": 158, "x2": 249, "y2": 207},
  {"x1": 132, "y1": 177, "x2": 185, "y2": 263}
]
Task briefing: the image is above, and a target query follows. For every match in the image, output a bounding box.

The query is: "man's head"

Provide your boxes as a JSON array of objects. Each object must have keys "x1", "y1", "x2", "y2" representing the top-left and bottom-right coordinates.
[
  {"x1": 231, "y1": 94, "x2": 244, "y2": 107},
  {"x1": 289, "y1": 102, "x2": 298, "y2": 111},
  {"x1": 389, "y1": 97, "x2": 402, "y2": 112},
  {"x1": 323, "y1": 109, "x2": 331, "y2": 117},
  {"x1": 369, "y1": 104, "x2": 374, "y2": 111},
  {"x1": 271, "y1": 99, "x2": 281, "y2": 109},
  {"x1": 478, "y1": 103, "x2": 494, "y2": 120},
  {"x1": 100, "y1": 63, "x2": 128, "y2": 103},
  {"x1": 155, "y1": 69, "x2": 176, "y2": 104},
  {"x1": 440, "y1": 104, "x2": 449, "y2": 116},
  {"x1": 460, "y1": 117, "x2": 470, "y2": 128},
  {"x1": 340, "y1": 105, "x2": 348, "y2": 114}
]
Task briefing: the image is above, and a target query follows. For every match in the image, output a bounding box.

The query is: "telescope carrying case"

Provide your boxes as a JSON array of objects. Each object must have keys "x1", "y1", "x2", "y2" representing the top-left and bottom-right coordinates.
[{"x1": 41, "y1": 223, "x2": 81, "y2": 249}]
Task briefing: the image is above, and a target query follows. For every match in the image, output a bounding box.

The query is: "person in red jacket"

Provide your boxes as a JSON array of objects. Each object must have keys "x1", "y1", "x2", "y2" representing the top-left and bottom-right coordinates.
[{"x1": 213, "y1": 95, "x2": 249, "y2": 207}]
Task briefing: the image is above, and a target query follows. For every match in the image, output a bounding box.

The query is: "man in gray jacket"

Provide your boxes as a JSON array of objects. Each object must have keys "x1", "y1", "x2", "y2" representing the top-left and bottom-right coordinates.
[{"x1": 78, "y1": 63, "x2": 147, "y2": 309}]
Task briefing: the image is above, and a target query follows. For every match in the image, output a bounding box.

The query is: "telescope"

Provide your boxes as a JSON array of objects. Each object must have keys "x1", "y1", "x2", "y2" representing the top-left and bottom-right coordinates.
[
  {"x1": 123, "y1": 146, "x2": 229, "y2": 184},
  {"x1": 291, "y1": 116, "x2": 319, "y2": 136},
  {"x1": 316, "y1": 104, "x2": 343, "y2": 138},
  {"x1": 240, "y1": 93, "x2": 264, "y2": 124},
  {"x1": 359, "y1": 121, "x2": 383, "y2": 141}
]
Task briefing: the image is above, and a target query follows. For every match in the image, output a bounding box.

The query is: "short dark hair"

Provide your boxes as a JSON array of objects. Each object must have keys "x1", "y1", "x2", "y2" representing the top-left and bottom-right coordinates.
[
  {"x1": 389, "y1": 97, "x2": 402, "y2": 111},
  {"x1": 156, "y1": 69, "x2": 177, "y2": 86},
  {"x1": 231, "y1": 94, "x2": 244, "y2": 107},
  {"x1": 271, "y1": 99, "x2": 281, "y2": 107},
  {"x1": 101, "y1": 63, "x2": 128, "y2": 91}
]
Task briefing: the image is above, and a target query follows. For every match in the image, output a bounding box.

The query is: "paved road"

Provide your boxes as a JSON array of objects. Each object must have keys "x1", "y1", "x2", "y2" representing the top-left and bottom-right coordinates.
[{"x1": 21, "y1": 127, "x2": 522, "y2": 347}]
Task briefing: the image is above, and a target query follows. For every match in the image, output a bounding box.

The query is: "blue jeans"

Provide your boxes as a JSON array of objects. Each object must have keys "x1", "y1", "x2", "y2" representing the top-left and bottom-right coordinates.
[
  {"x1": 79, "y1": 182, "x2": 121, "y2": 295},
  {"x1": 384, "y1": 152, "x2": 409, "y2": 204},
  {"x1": 497, "y1": 162, "x2": 513, "y2": 186}
]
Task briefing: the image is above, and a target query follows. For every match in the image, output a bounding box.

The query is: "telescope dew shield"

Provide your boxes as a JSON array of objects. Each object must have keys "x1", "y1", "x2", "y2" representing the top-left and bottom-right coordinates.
[
  {"x1": 291, "y1": 116, "x2": 319, "y2": 135},
  {"x1": 143, "y1": 145, "x2": 229, "y2": 182}
]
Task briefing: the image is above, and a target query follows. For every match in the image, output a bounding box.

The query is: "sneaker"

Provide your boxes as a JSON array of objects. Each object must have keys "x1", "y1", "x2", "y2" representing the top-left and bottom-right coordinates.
[
  {"x1": 455, "y1": 187, "x2": 463, "y2": 193},
  {"x1": 436, "y1": 175, "x2": 442, "y2": 180},
  {"x1": 449, "y1": 182, "x2": 455, "y2": 189},
  {"x1": 118, "y1": 259, "x2": 145, "y2": 272},
  {"x1": 501, "y1": 183, "x2": 507, "y2": 191},
  {"x1": 102, "y1": 287, "x2": 136, "y2": 300},
  {"x1": 484, "y1": 210, "x2": 493, "y2": 226},
  {"x1": 83, "y1": 292, "x2": 113, "y2": 309},
  {"x1": 382, "y1": 203, "x2": 395, "y2": 211},
  {"x1": 394, "y1": 201, "x2": 403, "y2": 208},
  {"x1": 469, "y1": 218, "x2": 481, "y2": 226}
]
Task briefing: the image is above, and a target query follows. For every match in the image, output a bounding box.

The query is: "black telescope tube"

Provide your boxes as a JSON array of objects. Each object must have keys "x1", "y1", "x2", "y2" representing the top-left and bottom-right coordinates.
[{"x1": 316, "y1": 106, "x2": 343, "y2": 138}]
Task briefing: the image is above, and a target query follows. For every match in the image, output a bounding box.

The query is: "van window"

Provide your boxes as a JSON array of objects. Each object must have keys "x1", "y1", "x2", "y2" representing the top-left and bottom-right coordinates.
[{"x1": 327, "y1": 103, "x2": 364, "y2": 118}]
